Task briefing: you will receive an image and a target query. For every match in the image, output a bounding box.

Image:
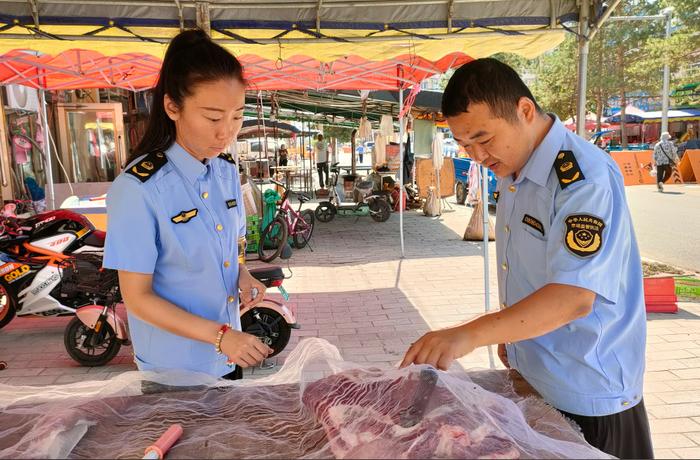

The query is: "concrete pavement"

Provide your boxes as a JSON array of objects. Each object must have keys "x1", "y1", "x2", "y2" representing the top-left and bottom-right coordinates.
[
  {"x1": 626, "y1": 184, "x2": 700, "y2": 273},
  {"x1": 0, "y1": 197, "x2": 698, "y2": 458}
]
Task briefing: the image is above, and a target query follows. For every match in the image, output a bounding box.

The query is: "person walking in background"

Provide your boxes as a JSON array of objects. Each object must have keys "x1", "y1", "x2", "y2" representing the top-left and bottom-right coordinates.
[
  {"x1": 278, "y1": 144, "x2": 289, "y2": 167},
  {"x1": 653, "y1": 131, "x2": 679, "y2": 192},
  {"x1": 314, "y1": 134, "x2": 329, "y2": 188}
]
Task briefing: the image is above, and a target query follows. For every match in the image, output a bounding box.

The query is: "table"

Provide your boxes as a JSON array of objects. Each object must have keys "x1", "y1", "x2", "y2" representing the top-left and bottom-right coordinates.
[
  {"x1": 0, "y1": 339, "x2": 608, "y2": 459},
  {"x1": 339, "y1": 165, "x2": 372, "y2": 175},
  {"x1": 272, "y1": 165, "x2": 300, "y2": 188}
]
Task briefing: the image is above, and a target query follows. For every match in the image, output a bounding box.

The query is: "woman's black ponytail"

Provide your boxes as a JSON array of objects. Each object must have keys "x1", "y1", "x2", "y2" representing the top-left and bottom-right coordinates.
[{"x1": 129, "y1": 29, "x2": 245, "y2": 163}]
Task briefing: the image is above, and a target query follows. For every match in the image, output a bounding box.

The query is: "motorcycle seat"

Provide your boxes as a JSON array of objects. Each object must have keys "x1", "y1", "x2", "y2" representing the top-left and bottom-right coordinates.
[
  {"x1": 83, "y1": 230, "x2": 106, "y2": 248},
  {"x1": 248, "y1": 266, "x2": 284, "y2": 287}
]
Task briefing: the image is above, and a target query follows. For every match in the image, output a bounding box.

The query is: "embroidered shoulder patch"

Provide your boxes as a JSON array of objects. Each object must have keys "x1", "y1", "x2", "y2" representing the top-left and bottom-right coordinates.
[
  {"x1": 226, "y1": 199, "x2": 238, "y2": 209},
  {"x1": 126, "y1": 151, "x2": 168, "y2": 182},
  {"x1": 171, "y1": 209, "x2": 198, "y2": 224},
  {"x1": 553, "y1": 150, "x2": 585, "y2": 189},
  {"x1": 522, "y1": 214, "x2": 545, "y2": 236},
  {"x1": 564, "y1": 214, "x2": 605, "y2": 257},
  {"x1": 493, "y1": 191, "x2": 500, "y2": 203},
  {"x1": 218, "y1": 153, "x2": 236, "y2": 164}
]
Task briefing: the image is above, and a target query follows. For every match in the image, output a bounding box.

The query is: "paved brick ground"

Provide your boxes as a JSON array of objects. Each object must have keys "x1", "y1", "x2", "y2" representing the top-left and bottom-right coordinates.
[{"x1": 0, "y1": 197, "x2": 698, "y2": 458}]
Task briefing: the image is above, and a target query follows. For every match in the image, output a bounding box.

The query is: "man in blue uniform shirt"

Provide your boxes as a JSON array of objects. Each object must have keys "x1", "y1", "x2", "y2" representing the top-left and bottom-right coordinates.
[{"x1": 401, "y1": 58, "x2": 653, "y2": 459}]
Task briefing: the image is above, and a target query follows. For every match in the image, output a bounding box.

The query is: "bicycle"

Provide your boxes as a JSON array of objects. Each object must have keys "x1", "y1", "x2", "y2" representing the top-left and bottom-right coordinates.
[{"x1": 258, "y1": 179, "x2": 315, "y2": 262}]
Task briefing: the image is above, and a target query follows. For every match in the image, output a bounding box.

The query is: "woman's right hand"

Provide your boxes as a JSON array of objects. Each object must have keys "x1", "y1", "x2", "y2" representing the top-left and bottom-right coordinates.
[{"x1": 220, "y1": 329, "x2": 273, "y2": 368}]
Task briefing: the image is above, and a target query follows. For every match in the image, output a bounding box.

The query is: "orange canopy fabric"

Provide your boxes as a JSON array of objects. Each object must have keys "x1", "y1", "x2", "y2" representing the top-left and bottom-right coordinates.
[{"x1": 0, "y1": 48, "x2": 473, "y2": 91}]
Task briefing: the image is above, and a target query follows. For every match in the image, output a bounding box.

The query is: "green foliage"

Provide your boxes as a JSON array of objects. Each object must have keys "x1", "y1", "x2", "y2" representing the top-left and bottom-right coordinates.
[
  {"x1": 491, "y1": 0, "x2": 700, "y2": 123},
  {"x1": 322, "y1": 125, "x2": 354, "y2": 143}
]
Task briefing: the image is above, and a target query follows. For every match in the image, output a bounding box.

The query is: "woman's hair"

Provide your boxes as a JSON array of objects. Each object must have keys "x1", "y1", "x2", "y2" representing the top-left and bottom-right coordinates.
[{"x1": 129, "y1": 29, "x2": 245, "y2": 163}]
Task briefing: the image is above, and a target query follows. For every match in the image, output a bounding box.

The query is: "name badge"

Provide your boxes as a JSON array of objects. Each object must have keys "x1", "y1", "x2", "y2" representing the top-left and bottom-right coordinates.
[{"x1": 522, "y1": 214, "x2": 545, "y2": 236}]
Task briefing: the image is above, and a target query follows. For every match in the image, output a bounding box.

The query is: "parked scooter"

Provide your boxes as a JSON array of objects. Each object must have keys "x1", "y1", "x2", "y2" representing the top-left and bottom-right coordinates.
[
  {"x1": 0, "y1": 208, "x2": 298, "y2": 366},
  {"x1": 68, "y1": 264, "x2": 298, "y2": 366},
  {"x1": 314, "y1": 163, "x2": 391, "y2": 223},
  {"x1": 241, "y1": 265, "x2": 299, "y2": 357}
]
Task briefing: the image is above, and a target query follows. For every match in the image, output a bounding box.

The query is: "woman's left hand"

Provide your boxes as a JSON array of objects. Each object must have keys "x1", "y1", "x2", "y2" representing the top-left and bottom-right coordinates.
[{"x1": 239, "y1": 269, "x2": 266, "y2": 307}]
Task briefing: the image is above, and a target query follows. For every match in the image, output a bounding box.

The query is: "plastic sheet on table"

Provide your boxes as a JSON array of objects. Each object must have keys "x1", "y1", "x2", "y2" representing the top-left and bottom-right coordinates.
[{"x1": 0, "y1": 338, "x2": 611, "y2": 459}]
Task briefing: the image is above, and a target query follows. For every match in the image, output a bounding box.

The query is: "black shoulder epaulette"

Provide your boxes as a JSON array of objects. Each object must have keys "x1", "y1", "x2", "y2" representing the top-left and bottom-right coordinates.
[
  {"x1": 553, "y1": 150, "x2": 585, "y2": 189},
  {"x1": 126, "y1": 151, "x2": 168, "y2": 183},
  {"x1": 218, "y1": 153, "x2": 236, "y2": 165}
]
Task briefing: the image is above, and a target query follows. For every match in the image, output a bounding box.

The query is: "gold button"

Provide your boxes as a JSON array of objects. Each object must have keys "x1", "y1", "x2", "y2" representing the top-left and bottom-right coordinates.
[
  {"x1": 202, "y1": 192, "x2": 209, "y2": 199},
  {"x1": 223, "y1": 261, "x2": 230, "y2": 268},
  {"x1": 505, "y1": 225, "x2": 510, "y2": 233},
  {"x1": 216, "y1": 224, "x2": 223, "y2": 231},
  {"x1": 227, "y1": 296, "x2": 235, "y2": 303},
  {"x1": 508, "y1": 185, "x2": 516, "y2": 192},
  {"x1": 501, "y1": 263, "x2": 508, "y2": 271},
  {"x1": 622, "y1": 401, "x2": 630, "y2": 406}
]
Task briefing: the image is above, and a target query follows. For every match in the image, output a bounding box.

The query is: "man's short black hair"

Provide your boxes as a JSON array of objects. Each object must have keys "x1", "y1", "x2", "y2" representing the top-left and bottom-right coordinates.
[{"x1": 441, "y1": 58, "x2": 542, "y2": 121}]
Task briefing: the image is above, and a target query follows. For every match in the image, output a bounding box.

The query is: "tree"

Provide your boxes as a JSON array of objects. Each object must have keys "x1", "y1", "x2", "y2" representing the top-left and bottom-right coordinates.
[
  {"x1": 630, "y1": 0, "x2": 700, "y2": 98},
  {"x1": 530, "y1": 38, "x2": 579, "y2": 122},
  {"x1": 322, "y1": 125, "x2": 353, "y2": 143}
]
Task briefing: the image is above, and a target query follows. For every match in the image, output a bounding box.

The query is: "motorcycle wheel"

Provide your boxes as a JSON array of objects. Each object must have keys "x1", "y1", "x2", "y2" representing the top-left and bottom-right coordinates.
[
  {"x1": 292, "y1": 209, "x2": 315, "y2": 249},
  {"x1": 0, "y1": 285, "x2": 16, "y2": 329},
  {"x1": 64, "y1": 317, "x2": 122, "y2": 367},
  {"x1": 314, "y1": 201, "x2": 336, "y2": 223},
  {"x1": 240, "y1": 307, "x2": 291, "y2": 358},
  {"x1": 369, "y1": 198, "x2": 391, "y2": 222}
]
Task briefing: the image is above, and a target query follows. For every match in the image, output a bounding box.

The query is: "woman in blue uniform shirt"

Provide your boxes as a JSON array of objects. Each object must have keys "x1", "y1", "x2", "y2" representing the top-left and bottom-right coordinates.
[{"x1": 104, "y1": 29, "x2": 271, "y2": 380}]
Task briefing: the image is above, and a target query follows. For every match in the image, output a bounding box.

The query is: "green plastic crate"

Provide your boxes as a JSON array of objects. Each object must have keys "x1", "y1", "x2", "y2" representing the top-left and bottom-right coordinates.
[{"x1": 245, "y1": 215, "x2": 261, "y2": 253}]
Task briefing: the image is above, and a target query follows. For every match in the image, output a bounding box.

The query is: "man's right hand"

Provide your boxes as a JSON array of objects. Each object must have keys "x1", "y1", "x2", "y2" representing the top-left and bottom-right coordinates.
[
  {"x1": 221, "y1": 330, "x2": 273, "y2": 368},
  {"x1": 498, "y1": 343, "x2": 510, "y2": 369}
]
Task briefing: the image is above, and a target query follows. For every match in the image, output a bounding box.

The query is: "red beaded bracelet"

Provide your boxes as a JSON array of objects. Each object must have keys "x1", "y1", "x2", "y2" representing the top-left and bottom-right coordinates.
[{"x1": 214, "y1": 324, "x2": 231, "y2": 355}]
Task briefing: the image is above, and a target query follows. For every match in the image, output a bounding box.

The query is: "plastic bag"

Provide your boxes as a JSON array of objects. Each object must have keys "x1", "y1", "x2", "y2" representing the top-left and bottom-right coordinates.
[
  {"x1": 0, "y1": 339, "x2": 611, "y2": 459},
  {"x1": 464, "y1": 200, "x2": 495, "y2": 241},
  {"x1": 423, "y1": 187, "x2": 441, "y2": 217}
]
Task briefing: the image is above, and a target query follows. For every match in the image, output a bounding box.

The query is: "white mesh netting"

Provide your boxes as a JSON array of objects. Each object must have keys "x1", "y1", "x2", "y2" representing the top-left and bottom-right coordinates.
[{"x1": 0, "y1": 338, "x2": 611, "y2": 459}]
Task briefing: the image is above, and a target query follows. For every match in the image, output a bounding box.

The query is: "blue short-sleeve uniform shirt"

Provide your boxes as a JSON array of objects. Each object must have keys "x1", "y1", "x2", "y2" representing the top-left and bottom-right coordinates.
[
  {"x1": 104, "y1": 143, "x2": 246, "y2": 377},
  {"x1": 496, "y1": 116, "x2": 646, "y2": 417}
]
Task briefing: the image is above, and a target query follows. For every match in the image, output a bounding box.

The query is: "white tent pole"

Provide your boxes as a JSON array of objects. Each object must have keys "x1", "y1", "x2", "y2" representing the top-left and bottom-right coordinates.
[
  {"x1": 399, "y1": 88, "x2": 405, "y2": 258},
  {"x1": 482, "y1": 165, "x2": 495, "y2": 369},
  {"x1": 576, "y1": 0, "x2": 590, "y2": 137},
  {"x1": 661, "y1": 9, "x2": 672, "y2": 134},
  {"x1": 39, "y1": 90, "x2": 55, "y2": 210}
]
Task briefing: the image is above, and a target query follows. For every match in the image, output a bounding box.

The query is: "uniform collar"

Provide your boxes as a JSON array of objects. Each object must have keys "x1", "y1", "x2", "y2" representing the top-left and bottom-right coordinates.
[
  {"x1": 515, "y1": 114, "x2": 566, "y2": 188},
  {"x1": 166, "y1": 142, "x2": 209, "y2": 185}
]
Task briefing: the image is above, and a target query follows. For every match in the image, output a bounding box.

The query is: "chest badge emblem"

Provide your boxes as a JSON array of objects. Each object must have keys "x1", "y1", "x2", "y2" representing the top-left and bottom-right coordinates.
[{"x1": 171, "y1": 209, "x2": 198, "y2": 224}]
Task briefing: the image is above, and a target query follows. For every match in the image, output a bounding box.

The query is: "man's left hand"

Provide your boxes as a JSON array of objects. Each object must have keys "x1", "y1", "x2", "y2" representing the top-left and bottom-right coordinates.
[
  {"x1": 399, "y1": 325, "x2": 475, "y2": 371},
  {"x1": 239, "y1": 270, "x2": 266, "y2": 307}
]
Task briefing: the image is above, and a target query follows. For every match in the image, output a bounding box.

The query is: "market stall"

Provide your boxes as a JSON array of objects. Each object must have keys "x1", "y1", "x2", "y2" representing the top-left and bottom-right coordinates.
[{"x1": 0, "y1": 339, "x2": 611, "y2": 459}]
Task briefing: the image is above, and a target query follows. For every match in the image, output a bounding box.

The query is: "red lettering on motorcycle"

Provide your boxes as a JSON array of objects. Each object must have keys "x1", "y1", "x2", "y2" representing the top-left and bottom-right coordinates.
[
  {"x1": 0, "y1": 263, "x2": 21, "y2": 276},
  {"x1": 49, "y1": 237, "x2": 70, "y2": 247}
]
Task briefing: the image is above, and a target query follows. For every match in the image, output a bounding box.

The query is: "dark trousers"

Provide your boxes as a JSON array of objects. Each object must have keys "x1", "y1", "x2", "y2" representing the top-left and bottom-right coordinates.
[
  {"x1": 317, "y1": 161, "x2": 329, "y2": 188},
  {"x1": 560, "y1": 399, "x2": 654, "y2": 459},
  {"x1": 279, "y1": 157, "x2": 288, "y2": 167},
  {"x1": 657, "y1": 164, "x2": 672, "y2": 183},
  {"x1": 221, "y1": 366, "x2": 243, "y2": 380}
]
